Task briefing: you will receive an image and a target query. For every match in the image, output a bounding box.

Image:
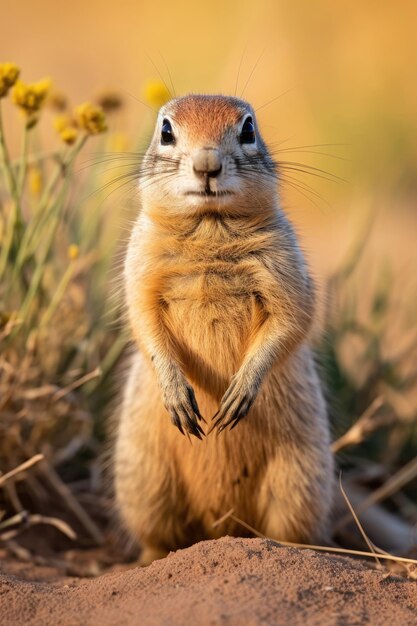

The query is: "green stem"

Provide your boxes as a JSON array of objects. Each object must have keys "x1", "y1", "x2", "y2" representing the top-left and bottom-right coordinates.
[
  {"x1": 0, "y1": 101, "x2": 19, "y2": 208},
  {"x1": 38, "y1": 134, "x2": 87, "y2": 214},
  {"x1": 0, "y1": 101, "x2": 25, "y2": 269},
  {"x1": 17, "y1": 122, "x2": 29, "y2": 199},
  {"x1": 13, "y1": 134, "x2": 88, "y2": 278},
  {"x1": 85, "y1": 329, "x2": 128, "y2": 394},
  {"x1": 39, "y1": 260, "x2": 75, "y2": 328},
  {"x1": 0, "y1": 149, "x2": 61, "y2": 175},
  {"x1": 14, "y1": 138, "x2": 84, "y2": 333},
  {"x1": 15, "y1": 201, "x2": 65, "y2": 331},
  {"x1": 0, "y1": 200, "x2": 16, "y2": 280}
]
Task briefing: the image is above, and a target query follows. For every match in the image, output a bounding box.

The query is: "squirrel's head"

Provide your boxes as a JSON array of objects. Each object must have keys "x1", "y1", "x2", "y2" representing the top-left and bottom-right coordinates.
[{"x1": 139, "y1": 94, "x2": 277, "y2": 213}]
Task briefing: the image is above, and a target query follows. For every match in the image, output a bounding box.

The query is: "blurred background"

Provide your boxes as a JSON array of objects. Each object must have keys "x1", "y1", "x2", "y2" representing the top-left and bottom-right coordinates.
[
  {"x1": 3, "y1": 0, "x2": 417, "y2": 272},
  {"x1": 0, "y1": 0, "x2": 417, "y2": 246},
  {"x1": 1, "y1": 0, "x2": 417, "y2": 565}
]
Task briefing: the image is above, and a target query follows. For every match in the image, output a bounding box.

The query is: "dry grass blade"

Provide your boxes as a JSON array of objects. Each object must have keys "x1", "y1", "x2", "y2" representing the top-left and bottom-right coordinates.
[
  {"x1": 346, "y1": 455, "x2": 417, "y2": 523},
  {"x1": 366, "y1": 538, "x2": 417, "y2": 578},
  {"x1": 0, "y1": 316, "x2": 21, "y2": 342},
  {"x1": 338, "y1": 473, "x2": 382, "y2": 568},
  {"x1": 18, "y1": 368, "x2": 101, "y2": 403},
  {"x1": 21, "y1": 385, "x2": 58, "y2": 400},
  {"x1": 0, "y1": 511, "x2": 28, "y2": 532},
  {"x1": 212, "y1": 508, "x2": 235, "y2": 528},
  {"x1": 52, "y1": 367, "x2": 101, "y2": 401},
  {"x1": 331, "y1": 397, "x2": 387, "y2": 453},
  {"x1": 0, "y1": 513, "x2": 76, "y2": 542},
  {"x1": 273, "y1": 541, "x2": 417, "y2": 567},
  {"x1": 30, "y1": 514, "x2": 77, "y2": 539},
  {"x1": 212, "y1": 509, "x2": 265, "y2": 538},
  {"x1": 213, "y1": 510, "x2": 417, "y2": 569},
  {"x1": 0, "y1": 454, "x2": 44, "y2": 487}
]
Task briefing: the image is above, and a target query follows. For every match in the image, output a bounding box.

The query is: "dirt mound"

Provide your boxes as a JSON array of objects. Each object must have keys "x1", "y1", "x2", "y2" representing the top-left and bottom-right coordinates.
[{"x1": 1, "y1": 537, "x2": 416, "y2": 626}]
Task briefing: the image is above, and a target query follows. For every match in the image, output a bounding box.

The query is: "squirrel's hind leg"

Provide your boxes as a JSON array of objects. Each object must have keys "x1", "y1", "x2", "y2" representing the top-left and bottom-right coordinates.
[
  {"x1": 256, "y1": 434, "x2": 333, "y2": 545},
  {"x1": 115, "y1": 353, "x2": 190, "y2": 561}
]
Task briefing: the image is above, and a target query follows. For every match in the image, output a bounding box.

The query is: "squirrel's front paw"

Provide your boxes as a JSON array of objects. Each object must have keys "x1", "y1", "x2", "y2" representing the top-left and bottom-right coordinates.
[
  {"x1": 163, "y1": 380, "x2": 205, "y2": 439},
  {"x1": 209, "y1": 374, "x2": 258, "y2": 434}
]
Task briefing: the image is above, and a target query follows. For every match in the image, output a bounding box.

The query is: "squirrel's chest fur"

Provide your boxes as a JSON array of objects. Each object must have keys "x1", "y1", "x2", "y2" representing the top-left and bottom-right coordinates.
[
  {"x1": 165, "y1": 258, "x2": 257, "y2": 380},
  {"x1": 129, "y1": 212, "x2": 275, "y2": 385}
]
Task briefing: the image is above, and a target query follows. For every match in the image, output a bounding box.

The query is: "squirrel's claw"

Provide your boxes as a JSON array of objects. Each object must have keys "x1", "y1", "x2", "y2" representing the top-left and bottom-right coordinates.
[
  {"x1": 165, "y1": 383, "x2": 206, "y2": 439},
  {"x1": 180, "y1": 406, "x2": 205, "y2": 439},
  {"x1": 171, "y1": 410, "x2": 185, "y2": 436},
  {"x1": 208, "y1": 377, "x2": 256, "y2": 434},
  {"x1": 187, "y1": 386, "x2": 206, "y2": 424}
]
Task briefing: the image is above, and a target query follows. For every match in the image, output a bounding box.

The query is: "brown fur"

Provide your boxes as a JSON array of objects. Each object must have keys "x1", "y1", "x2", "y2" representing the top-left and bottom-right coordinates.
[
  {"x1": 170, "y1": 95, "x2": 242, "y2": 145},
  {"x1": 114, "y1": 95, "x2": 334, "y2": 564}
]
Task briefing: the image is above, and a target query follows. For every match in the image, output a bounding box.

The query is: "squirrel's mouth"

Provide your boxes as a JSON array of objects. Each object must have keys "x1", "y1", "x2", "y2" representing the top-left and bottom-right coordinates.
[{"x1": 184, "y1": 190, "x2": 234, "y2": 197}]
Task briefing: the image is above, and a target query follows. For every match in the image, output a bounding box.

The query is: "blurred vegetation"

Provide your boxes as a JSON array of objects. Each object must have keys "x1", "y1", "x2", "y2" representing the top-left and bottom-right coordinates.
[
  {"x1": 0, "y1": 65, "x2": 137, "y2": 543},
  {"x1": 317, "y1": 226, "x2": 417, "y2": 508}
]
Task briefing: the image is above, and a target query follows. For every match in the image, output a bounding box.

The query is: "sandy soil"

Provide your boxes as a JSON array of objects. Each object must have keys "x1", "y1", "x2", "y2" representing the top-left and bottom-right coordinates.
[{"x1": 1, "y1": 537, "x2": 417, "y2": 626}]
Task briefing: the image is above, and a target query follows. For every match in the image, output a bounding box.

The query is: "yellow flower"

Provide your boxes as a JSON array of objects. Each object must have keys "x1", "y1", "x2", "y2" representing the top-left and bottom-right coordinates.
[
  {"x1": 0, "y1": 62, "x2": 20, "y2": 98},
  {"x1": 68, "y1": 244, "x2": 79, "y2": 261},
  {"x1": 12, "y1": 77, "x2": 52, "y2": 115},
  {"x1": 60, "y1": 127, "x2": 78, "y2": 145},
  {"x1": 29, "y1": 166, "x2": 43, "y2": 196},
  {"x1": 143, "y1": 79, "x2": 171, "y2": 109},
  {"x1": 53, "y1": 114, "x2": 71, "y2": 133},
  {"x1": 75, "y1": 102, "x2": 107, "y2": 135},
  {"x1": 53, "y1": 115, "x2": 78, "y2": 145}
]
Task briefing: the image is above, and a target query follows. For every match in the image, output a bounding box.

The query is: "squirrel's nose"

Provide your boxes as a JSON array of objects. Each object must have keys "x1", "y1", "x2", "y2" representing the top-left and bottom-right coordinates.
[{"x1": 192, "y1": 148, "x2": 222, "y2": 178}]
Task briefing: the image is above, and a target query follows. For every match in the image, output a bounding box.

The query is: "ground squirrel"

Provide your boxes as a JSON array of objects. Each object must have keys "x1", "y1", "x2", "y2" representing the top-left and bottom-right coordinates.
[{"x1": 115, "y1": 94, "x2": 334, "y2": 565}]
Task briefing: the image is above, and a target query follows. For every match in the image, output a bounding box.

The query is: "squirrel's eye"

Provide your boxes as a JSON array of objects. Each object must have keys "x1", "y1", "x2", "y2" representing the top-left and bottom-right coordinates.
[
  {"x1": 240, "y1": 116, "x2": 255, "y2": 144},
  {"x1": 161, "y1": 119, "x2": 175, "y2": 145}
]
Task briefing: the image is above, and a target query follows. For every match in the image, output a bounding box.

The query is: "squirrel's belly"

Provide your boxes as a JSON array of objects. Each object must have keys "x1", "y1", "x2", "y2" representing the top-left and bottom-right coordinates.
[{"x1": 164, "y1": 273, "x2": 255, "y2": 382}]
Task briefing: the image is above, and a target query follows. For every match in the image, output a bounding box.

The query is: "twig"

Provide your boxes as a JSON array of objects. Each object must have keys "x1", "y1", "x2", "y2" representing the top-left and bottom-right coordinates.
[
  {"x1": 4, "y1": 480, "x2": 24, "y2": 513},
  {"x1": 0, "y1": 454, "x2": 44, "y2": 488},
  {"x1": 331, "y1": 397, "x2": 386, "y2": 453},
  {"x1": 38, "y1": 459, "x2": 104, "y2": 544},
  {"x1": 0, "y1": 513, "x2": 76, "y2": 542}
]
